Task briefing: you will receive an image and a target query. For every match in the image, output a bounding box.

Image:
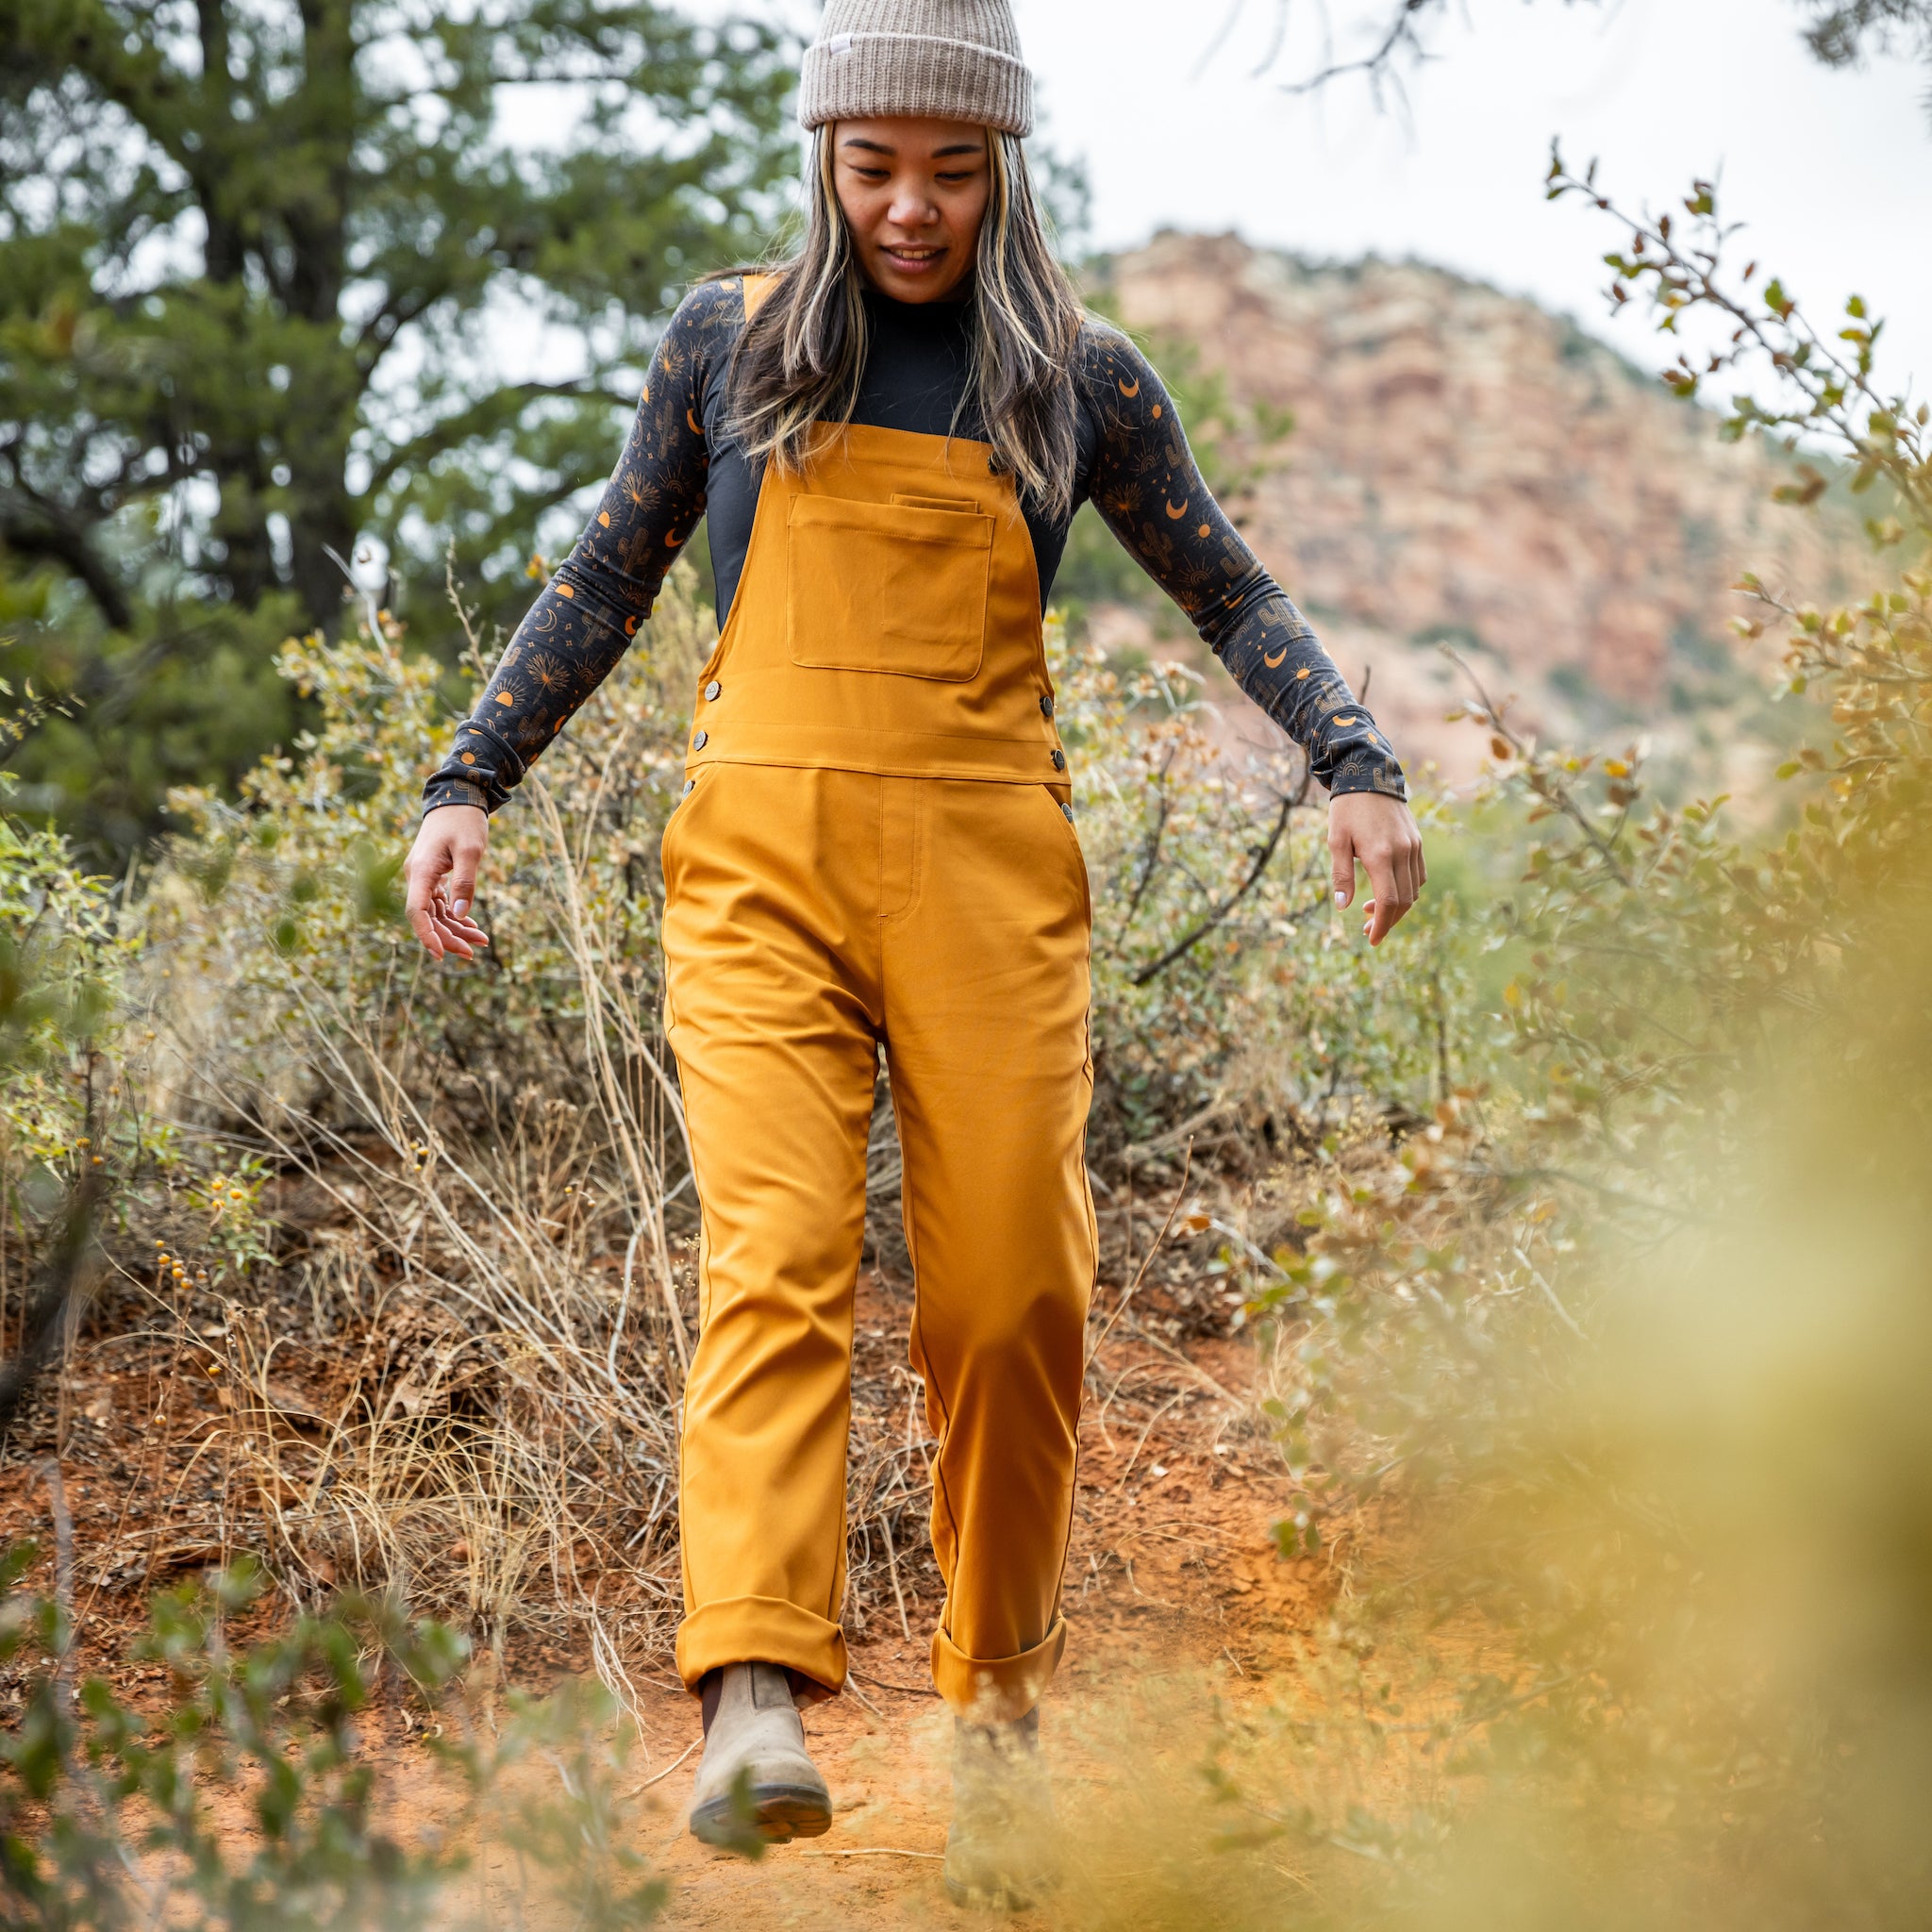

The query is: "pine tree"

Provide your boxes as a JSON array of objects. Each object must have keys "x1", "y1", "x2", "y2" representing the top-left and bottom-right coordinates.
[{"x1": 0, "y1": 1, "x2": 796, "y2": 854}]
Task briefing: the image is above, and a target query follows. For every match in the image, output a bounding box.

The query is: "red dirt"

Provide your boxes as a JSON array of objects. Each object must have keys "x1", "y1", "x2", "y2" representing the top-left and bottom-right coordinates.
[{"x1": 0, "y1": 1224, "x2": 1349, "y2": 1926}]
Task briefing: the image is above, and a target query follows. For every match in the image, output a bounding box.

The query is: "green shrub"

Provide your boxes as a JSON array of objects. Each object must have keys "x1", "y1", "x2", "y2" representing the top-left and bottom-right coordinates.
[
  {"x1": 0, "y1": 1550, "x2": 663, "y2": 1930},
  {"x1": 1192, "y1": 167, "x2": 1932, "y2": 1929}
]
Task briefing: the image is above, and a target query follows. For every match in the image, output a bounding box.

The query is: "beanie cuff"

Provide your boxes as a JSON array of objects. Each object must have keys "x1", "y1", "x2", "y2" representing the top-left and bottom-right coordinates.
[{"x1": 799, "y1": 32, "x2": 1034, "y2": 138}]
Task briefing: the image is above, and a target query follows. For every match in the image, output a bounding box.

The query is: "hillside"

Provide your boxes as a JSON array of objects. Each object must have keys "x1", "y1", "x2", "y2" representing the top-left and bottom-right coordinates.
[{"x1": 1081, "y1": 231, "x2": 1866, "y2": 789}]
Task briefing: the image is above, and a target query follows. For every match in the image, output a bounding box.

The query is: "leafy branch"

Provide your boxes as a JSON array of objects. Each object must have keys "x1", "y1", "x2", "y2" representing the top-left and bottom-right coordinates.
[{"x1": 1547, "y1": 147, "x2": 1932, "y2": 536}]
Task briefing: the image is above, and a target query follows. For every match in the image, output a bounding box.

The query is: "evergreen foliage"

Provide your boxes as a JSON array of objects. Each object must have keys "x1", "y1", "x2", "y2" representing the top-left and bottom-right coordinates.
[{"x1": 0, "y1": 0, "x2": 799, "y2": 858}]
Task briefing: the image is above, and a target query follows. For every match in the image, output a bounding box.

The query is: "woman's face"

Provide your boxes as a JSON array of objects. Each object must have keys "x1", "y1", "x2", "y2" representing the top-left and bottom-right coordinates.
[{"x1": 831, "y1": 117, "x2": 991, "y2": 304}]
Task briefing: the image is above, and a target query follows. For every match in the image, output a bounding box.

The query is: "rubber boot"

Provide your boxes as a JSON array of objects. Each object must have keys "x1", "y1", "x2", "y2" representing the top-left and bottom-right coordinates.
[
  {"x1": 687, "y1": 1662, "x2": 833, "y2": 1848},
  {"x1": 943, "y1": 1707, "x2": 1061, "y2": 1911}
]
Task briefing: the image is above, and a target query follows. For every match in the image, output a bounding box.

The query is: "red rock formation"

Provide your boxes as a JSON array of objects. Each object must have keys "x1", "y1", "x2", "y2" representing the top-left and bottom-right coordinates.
[{"x1": 1087, "y1": 232, "x2": 1864, "y2": 791}]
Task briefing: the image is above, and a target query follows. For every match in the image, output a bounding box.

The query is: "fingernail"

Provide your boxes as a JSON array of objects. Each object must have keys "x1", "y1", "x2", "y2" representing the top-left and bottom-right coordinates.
[
  {"x1": 453, "y1": 900, "x2": 469, "y2": 918},
  {"x1": 1334, "y1": 891, "x2": 1347, "y2": 908}
]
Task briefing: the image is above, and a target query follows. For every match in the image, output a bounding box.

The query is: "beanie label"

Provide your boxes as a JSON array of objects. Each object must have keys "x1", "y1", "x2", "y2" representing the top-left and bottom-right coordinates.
[{"x1": 826, "y1": 33, "x2": 853, "y2": 56}]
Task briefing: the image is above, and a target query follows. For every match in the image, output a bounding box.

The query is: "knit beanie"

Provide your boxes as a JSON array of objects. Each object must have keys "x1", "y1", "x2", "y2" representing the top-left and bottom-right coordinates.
[{"x1": 798, "y1": 0, "x2": 1034, "y2": 139}]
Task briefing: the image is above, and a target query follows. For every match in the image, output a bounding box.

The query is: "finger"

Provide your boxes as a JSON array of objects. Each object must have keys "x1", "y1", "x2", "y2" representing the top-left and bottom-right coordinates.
[
  {"x1": 447, "y1": 851, "x2": 480, "y2": 922},
  {"x1": 405, "y1": 864, "x2": 448, "y2": 962},
  {"x1": 1365, "y1": 853, "x2": 1401, "y2": 946},
  {"x1": 436, "y1": 901, "x2": 490, "y2": 941},
  {"x1": 426, "y1": 902, "x2": 482, "y2": 961},
  {"x1": 428, "y1": 914, "x2": 476, "y2": 961},
  {"x1": 1395, "y1": 846, "x2": 1421, "y2": 911},
  {"x1": 1379, "y1": 852, "x2": 1423, "y2": 941},
  {"x1": 409, "y1": 903, "x2": 447, "y2": 961},
  {"x1": 1330, "y1": 835, "x2": 1357, "y2": 910}
]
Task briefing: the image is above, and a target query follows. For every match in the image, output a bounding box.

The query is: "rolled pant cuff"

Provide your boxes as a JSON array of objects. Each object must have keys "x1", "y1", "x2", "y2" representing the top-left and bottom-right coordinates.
[
  {"x1": 930, "y1": 1618, "x2": 1067, "y2": 1721},
  {"x1": 676, "y1": 1595, "x2": 848, "y2": 1699}
]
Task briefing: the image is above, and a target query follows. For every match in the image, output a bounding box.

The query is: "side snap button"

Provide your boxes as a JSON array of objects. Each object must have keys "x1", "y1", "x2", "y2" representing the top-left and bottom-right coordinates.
[
  {"x1": 1062, "y1": 803, "x2": 1075, "y2": 824},
  {"x1": 682, "y1": 779, "x2": 695, "y2": 797},
  {"x1": 692, "y1": 730, "x2": 708, "y2": 751},
  {"x1": 705, "y1": 681, "x2": 722, "y2": 702},
  {"x1": 1051, "y1": 748, "x2": 1067, "y2": 772},
  {"x1": 1039, "y1": 693, "x2": 1055, "y2": 720}
]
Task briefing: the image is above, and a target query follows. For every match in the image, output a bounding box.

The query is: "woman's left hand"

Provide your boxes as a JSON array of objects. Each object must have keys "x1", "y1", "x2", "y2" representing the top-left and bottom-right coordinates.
[{"x1": 1329, "y1": 792, "x2": 1427, "y2": 948}]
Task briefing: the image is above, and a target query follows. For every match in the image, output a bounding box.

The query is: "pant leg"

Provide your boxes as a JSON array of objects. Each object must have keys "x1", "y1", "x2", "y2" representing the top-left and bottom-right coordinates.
[
  {"x1": 663, "y1": 764, "x2": 884, "y2": 1696},
  {"x1": 881, "y1": 778, "x2": 1097, "y2": 1721}
]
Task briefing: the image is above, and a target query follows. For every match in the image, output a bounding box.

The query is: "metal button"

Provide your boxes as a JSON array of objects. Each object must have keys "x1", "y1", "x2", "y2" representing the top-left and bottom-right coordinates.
[
  {"x1": 692, "y1": 730, "x2": 708, "y2": 751},
  {"x1": 705, "y1": 681, "x2": 722, "y2": 702},
  {"x1": 1039, "y1": 693, "x2": 1055, "y2": 720},
  {"x1": 1062, "y1": 803, "x2": 1075, "y2": 824},
  {"x1": 1051, "y1": 749, "x2": 1066, "y2": 772},
  {"x1": 682, "y1": 779, "x2": 695, "y2": 797}
]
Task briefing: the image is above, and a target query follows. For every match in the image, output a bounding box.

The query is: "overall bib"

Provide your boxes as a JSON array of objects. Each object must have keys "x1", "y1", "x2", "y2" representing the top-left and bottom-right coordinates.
[{"x1": 662, "y1": 283, "x2": 1097, "y2": 1722}]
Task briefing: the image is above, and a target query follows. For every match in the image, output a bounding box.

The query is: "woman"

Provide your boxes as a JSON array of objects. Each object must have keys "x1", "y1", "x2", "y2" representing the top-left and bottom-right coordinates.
[{"x1": 406, "y1": 0, "x2": 1424, "y2": 1907}]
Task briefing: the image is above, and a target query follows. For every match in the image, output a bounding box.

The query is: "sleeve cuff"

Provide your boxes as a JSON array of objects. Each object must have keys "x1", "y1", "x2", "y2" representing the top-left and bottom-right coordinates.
[
  {"x1": 422, "y1": 781, "x2": 492, "y2": 818},
  {"x1": 1325, "y1": 751, "x2": 1408, "y2": 802}
]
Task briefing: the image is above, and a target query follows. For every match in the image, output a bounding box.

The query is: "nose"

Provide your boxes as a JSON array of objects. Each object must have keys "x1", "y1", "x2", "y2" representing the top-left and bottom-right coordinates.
[{"x1": 886, "y1": 180, "x2": 938, "y2": 230}]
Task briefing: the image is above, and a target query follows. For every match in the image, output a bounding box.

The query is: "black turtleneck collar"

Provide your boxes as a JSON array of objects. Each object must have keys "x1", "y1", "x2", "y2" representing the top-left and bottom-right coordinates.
[{"x1": 851, "y1": 282, "x2": 982, "y2": 441}]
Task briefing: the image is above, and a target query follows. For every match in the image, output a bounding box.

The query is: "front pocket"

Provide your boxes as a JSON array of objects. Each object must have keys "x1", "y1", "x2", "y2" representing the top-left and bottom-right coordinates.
[
  {"x1": 1035, "y1": 785, "x2": 1092, "y2": 923},
  {"x1": 787, "y1": 493, "x2": 994, "y2": 681}
]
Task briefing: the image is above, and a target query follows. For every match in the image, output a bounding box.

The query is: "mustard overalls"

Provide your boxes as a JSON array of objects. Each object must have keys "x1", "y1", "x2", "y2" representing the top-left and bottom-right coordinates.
[
  {"x1": 662, "y1": 281, "x2": 1094, "y2": 1722},
  {"x1": 423, "y1": 272, "x2": 1407, "y2": 1722}
]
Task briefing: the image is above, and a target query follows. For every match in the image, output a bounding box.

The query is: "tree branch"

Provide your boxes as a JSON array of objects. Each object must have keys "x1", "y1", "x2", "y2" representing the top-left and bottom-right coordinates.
[
  {"x1": 1131, "y1": 776, "x2": 1307, "y2": 987},
  {"x1": 0, "y1": 503, "x2": 133, "y2": 631}
]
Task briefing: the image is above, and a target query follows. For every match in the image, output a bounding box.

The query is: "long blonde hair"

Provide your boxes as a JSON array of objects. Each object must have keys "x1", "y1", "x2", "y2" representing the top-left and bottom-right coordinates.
[{"x1": 721, "y1": 128, "x2": 1087, "y2": 520}]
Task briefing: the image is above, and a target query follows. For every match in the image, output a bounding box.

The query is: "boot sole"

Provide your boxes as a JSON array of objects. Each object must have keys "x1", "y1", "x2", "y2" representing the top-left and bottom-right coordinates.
[{"x1": 690, "y1": 1785, "x2": 834, "y2": 1848}]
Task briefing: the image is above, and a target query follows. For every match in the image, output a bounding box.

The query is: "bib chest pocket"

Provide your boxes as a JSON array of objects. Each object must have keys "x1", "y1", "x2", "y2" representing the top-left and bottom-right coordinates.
[{"x1": 787, "y1": 492, "x2": 995, "y2": 682}]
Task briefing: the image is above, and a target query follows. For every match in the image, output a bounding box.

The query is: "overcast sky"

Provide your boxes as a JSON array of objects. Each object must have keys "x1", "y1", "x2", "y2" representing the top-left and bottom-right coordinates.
[
  {"x1": 743, "y1": 0, "x2": 1932, "y2": 395},
  {"x1": 1062, "y1": 0, "x2": 1932, "y2": 388}
]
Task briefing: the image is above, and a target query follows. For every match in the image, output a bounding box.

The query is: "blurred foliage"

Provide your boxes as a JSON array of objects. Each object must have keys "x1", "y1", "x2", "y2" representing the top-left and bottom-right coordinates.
[
  {"x1": 1801, "y1": 0, "x2": 1932, "y2": 116},
  {"x1": 0, "y1": 675, "x2": 180, "y2": 1259},
  {"x1": 0, "y1": 0, "x2": 800, "y2": 859},
  {"x1": 1188, "y1": 172, "x2": 1932, "y2": 1927},
  {"x1": 0, "y1": 565, "x2": 299, "y2": 865},
  {"x1": 0, "y1": 1549, "x2": 664, "y2": 1927}
]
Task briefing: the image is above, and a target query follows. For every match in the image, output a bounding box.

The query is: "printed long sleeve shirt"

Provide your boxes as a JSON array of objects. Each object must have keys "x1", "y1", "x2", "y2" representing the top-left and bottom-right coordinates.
[{"x1": 423, "y1": 277, "x2": 1407, "y2": 814}]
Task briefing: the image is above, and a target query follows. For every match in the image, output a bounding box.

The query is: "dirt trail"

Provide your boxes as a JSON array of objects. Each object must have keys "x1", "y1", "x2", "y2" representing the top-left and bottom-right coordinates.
[
  {"x1": 0, "y1": 1255, "x2": 1341, "y2": 1927},
  {"x1": 475, "y1": 1335, "x2": 1330, "y2": 1928}
]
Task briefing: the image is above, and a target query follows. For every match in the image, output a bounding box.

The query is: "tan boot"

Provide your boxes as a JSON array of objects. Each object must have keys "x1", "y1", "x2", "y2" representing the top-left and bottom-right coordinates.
[
  {"x1": 687, "y1": 1662, "x2": 833, "y2": 1849},
  {"x1": 943, "y1": 1708, "x2": 1061, "y2": 1911}
]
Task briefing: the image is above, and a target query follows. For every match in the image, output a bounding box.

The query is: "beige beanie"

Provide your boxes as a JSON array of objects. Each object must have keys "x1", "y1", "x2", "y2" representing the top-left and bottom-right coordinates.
[{"x1": 798, "y1": 0, "x2": 1034, "y2": 139}]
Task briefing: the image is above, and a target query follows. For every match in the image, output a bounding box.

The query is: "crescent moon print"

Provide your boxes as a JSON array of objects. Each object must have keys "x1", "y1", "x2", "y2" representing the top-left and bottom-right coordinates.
[{"x1": 422, "y1": 276, "x2": 1407, "y2": 815}]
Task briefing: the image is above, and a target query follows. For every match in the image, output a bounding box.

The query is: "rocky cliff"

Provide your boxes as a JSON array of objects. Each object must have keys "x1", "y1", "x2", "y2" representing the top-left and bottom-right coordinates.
[{"x1": 1084, "y1": 232, "x2": 1864, "y2": 790}]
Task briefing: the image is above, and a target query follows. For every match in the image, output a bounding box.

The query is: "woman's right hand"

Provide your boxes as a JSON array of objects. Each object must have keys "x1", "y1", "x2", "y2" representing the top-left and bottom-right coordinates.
[{"x1": 404, "y1": 805, "x2": 492, "y2": 962}]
